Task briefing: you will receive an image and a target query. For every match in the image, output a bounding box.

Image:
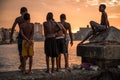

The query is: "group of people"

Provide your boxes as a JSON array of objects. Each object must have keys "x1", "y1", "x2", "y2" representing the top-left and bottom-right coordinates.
[
  {"x1": 43, "y1": 12, "x2": 73, "y2": 73},
  {"x1": 10, "y1": 7, "x2": 73, "y2": 74},
  {"x1": 9, "y1": 3, "x2": 110, "y2": 74}
]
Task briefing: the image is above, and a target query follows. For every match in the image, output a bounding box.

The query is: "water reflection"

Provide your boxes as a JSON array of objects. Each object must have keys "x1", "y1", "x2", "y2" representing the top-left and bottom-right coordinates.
[{"x1": 0, "y1": 41, "x2": 81, "y2": 72}]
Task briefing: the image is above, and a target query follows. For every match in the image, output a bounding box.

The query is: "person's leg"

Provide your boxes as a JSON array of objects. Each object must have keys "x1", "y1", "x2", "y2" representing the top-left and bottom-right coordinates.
[
  {"x1": 63, "y1": 40, "x2": 71, "y2": 71},
  {"x1": 28, "y1": 56, "x2": 33, "y2": 73},
  {"x1": 58, "y1": 54, "x2": 61, "y2": 69},
  {"x1": 90, "y1": 21, "x2": 100, "y2": 32},
  {"x1": 18, "y1": 55, "x2": 23, "y2": 69},
  {"x1": 56, "y1": 57, "x2": 59, "y2": 71},
  {"x1": 46, "y1": 56, "x2": 50, "y2": 73},
  {"x1": 64, "y1": 53, "x2": 68, "y2": 68},
  {"x1": 51, "y1": 57, "x2": 55, "y2": 73},
  {"x1": 22, "y1": 56, "x2": 27, "y2": 73},
  {"x1": 18, "y1": 38, "x2": 23, "y2": 69}
]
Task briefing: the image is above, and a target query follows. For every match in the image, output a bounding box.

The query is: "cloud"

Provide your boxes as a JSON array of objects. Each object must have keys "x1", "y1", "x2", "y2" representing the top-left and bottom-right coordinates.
[
  {"x1": 107, "y1": 0, "x2": 120, "y2": 6},
  {"x1": 86, "y1": 0, "x2": 99, "y2": 6},
  {"x1": 84, "y1": 0, "x2": 120, "y2": 7},
  {"x1": 76, "y1": 0, "x2": 80, "y2": 2},
  {"x1": 76, "y1": 8, "x2": 80, "y2": 11},
  {"x1": 108, "y1": 13, "x2": 120, "y2": 19},
  {"x1": 109, "y1": 15, "x2": 119, "y2": 18}
]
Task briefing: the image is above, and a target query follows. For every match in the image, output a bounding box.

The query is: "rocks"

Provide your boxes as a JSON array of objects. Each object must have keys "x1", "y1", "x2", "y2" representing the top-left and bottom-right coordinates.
[
  {"x1": 0, "y1": 69, "x2": 97, "y2": 80},
  {"x1": 77, "y1": 26, "x2": 120, "y2": 68},
  {"x1": 89, "y1": 26, "x2": 120, "y2": 43}
]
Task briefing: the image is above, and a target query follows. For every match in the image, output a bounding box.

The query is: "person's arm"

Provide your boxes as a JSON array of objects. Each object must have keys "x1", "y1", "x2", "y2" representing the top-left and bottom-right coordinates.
[
  {"x1": 10, "y1": 19, "x2": 17, "y2": 43},
  {"x1": 60, "y1": 23, "x2": 67, "y2": 39},
  {"x1": 43, "y1": 22, "x2": 47, "y2": 37},
  {"x1": 68, "y1": 23, "x2": 73, "y2": 46}
]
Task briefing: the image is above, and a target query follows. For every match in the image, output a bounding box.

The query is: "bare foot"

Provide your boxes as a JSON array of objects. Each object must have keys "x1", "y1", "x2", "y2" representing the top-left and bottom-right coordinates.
[
  {"x1": 22, "y1": 70, "x2": 28, "y2": 74},
  {"x1": 56, "y1": 68, "x2": 59, "y2": 72},
  {"x1": 65, "y1": 67, "x2": 71, "y2": 72},
  {"x1": 45, "y1": 69, "x2": 50, "y2": 73},
  {"x1": 26, "y1": 70, "x2": 33, "y2": 74},
  {"x1": 51, "y1": 69, "x2": 55, "y2": 73},
  {"x1": 18, "y1": 65, "x2": 22, "y2": 69}
]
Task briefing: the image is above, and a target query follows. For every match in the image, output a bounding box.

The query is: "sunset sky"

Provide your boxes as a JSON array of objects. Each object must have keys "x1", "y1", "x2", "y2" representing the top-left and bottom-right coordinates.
[{"x1": 0, "y1": 0, "x2": 120, "y2": 32}]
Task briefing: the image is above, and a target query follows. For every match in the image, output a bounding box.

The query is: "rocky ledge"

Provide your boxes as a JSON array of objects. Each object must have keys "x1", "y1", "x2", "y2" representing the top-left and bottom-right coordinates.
[{"x1": 0, "y1": 68, "x2": 120, "y2": 80}]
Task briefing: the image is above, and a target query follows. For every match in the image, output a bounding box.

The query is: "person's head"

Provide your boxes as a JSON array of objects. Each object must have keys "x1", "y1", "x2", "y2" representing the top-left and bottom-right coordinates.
[
  {"x1": 60, "y1": 14, "x2": 66, "y2": 21},
  {"x1": 20, "y1": 7, "x2": 28, "y2": 15},
  {"x1": 23, "y1": 13, "x2": 30, "y2": 21},
  {"x1": 46, "y1": 12, "x2": 54, "y2": 21},
  {"x1": 99, "y1": 4, "x2": 106, "y2": 12}
]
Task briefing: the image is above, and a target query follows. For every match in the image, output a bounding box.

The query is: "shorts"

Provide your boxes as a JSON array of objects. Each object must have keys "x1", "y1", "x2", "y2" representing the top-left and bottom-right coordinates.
[
  {"x1": 44, "y1": 37, "x2": 59, "y2": 57},
  {"x1": 56, "y1": 38, "x2": 67, "y2": 54},
  {"x1": 22, "y1": 40, "x2": 34, "y2": 57}
]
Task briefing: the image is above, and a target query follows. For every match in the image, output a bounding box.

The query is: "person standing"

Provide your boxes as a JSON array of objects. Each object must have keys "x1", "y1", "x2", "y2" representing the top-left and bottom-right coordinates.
[
  {"x1": 43, "y1": 12, "x2": 60, "y2": 73},
  {"x1": 10, "y1": 7, "x2": 28, "y2": 69},
  {"x1": 59, "y1": 14, "x2": 73, "y2": 71},
  {"x1": 20, "y1": 13, "x2": 34, "y2": 74}
]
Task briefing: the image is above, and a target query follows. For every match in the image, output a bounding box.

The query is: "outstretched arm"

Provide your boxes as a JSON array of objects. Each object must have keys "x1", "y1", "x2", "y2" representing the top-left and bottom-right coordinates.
[
  {"x1": 68, "y1": 23, "x2": 73, "y2": 46},
  {"x1": 10, "y1": 19, "x2": 17, "y2": 43}
]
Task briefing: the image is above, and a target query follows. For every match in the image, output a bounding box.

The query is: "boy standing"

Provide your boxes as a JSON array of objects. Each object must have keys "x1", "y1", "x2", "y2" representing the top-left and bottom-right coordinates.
[
  {"x1": 10, "y1": 7, "x2": 28, "y2": 69},
  {"x1": 20, "y1": 13, "x2": 34, "y2": 74},
  {"x1": 59, "y1": 14, "x2": 73, "y2": 70},
  {"x1": 43, "y1": 12, "x2": 60, "y2": 73}
]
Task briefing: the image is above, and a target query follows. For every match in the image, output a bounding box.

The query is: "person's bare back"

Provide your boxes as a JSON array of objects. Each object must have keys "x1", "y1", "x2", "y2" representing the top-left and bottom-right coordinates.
[
  {"x1": 21, "y1": 23, "x2": 34, "y2": 40},
  {"x1": 44, "y1": 21, "x2": 55, "y2": 37}
]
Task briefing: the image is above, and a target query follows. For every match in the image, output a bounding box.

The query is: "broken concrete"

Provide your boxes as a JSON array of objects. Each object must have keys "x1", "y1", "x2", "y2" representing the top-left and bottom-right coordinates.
[{"x1": 77, "y1": 26, "x2": 120, "y2": 67}]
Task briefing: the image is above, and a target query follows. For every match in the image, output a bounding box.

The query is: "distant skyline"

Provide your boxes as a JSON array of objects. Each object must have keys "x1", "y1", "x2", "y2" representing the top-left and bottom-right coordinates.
[{"x1": 0, "y1": 0, "x2": 120, "y2": 32}]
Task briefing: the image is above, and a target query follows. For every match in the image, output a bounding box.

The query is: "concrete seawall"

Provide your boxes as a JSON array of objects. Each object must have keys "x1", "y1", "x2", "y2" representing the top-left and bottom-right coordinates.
[{"x1": 0, "y1": 68, "x2": 120, "y2": 80}]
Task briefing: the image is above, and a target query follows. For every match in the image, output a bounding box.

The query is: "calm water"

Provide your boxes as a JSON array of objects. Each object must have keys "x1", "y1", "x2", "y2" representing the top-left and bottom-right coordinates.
[{"x1": 0, "y1": 41, "x2": 81, "y2": 72}]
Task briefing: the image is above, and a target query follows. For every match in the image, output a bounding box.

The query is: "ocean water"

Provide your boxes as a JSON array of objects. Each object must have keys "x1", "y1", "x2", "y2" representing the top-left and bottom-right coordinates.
[{"x1": 0, "y1": 41, "x2": 81, "y2": 72}]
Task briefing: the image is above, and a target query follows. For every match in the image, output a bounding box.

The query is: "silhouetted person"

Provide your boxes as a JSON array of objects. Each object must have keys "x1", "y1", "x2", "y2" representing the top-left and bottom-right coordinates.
[
  {"x1": 10, "y1": 7, "x2": 28, "y2": 69},
  {"x1": 79, "y1": 4, "x2": 110, "y2": 45},
  {"x1": 59, "y1": 14, "x2": 73, "y2": 70},
  {"x1": 56, "y1": 22, "x2": 67, "y2": 70},
  {"x1": 43, "y1": 12, "x2": 60, "y2": 73},
  {"x1": 20, "y1": 13, "x2": 34, "y2": 74}
]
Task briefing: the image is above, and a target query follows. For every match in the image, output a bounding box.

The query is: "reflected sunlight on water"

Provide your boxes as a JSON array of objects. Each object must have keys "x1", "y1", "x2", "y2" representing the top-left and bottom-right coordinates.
[{"x1": 0, "y1": 41, "x2": 81, "y2": 72}]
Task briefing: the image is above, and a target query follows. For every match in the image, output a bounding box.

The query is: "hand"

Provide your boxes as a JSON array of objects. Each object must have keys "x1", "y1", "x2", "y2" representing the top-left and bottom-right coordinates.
[
  {"x1": 70, "y1": 41, "x2": 73, "y2": 46},
  {"x1": 28, "y1": 40, "x2": 33, "y2": 45},
  {"x1": 25, "y1": 40, "x2": 33, "y2": 48}
]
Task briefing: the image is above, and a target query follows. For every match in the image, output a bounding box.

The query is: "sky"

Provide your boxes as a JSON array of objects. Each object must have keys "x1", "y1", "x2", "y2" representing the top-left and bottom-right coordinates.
[{"x1": 0, "y1": 0, "x2": 120, "y2": 32}]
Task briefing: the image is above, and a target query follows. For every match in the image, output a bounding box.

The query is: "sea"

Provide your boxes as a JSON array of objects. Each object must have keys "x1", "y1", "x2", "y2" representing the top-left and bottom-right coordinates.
[{"x1": 0, "y1": 41, "x2": 81, "y2": 72}]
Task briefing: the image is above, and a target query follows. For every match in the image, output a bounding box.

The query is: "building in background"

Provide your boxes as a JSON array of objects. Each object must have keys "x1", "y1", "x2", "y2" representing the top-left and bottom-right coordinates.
[
  {"x1": 34, "y1": 23, "x2": 44, "y2": 41},
  {"x1": 0, "y1": 29, "x2": 2, "y2": 43},
  {"x1": 0, "y1": 27, "x2": 18, "y2": 44},
  {"x1": 74, "y1": 25, "x2": 91, "y2": 40}
]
